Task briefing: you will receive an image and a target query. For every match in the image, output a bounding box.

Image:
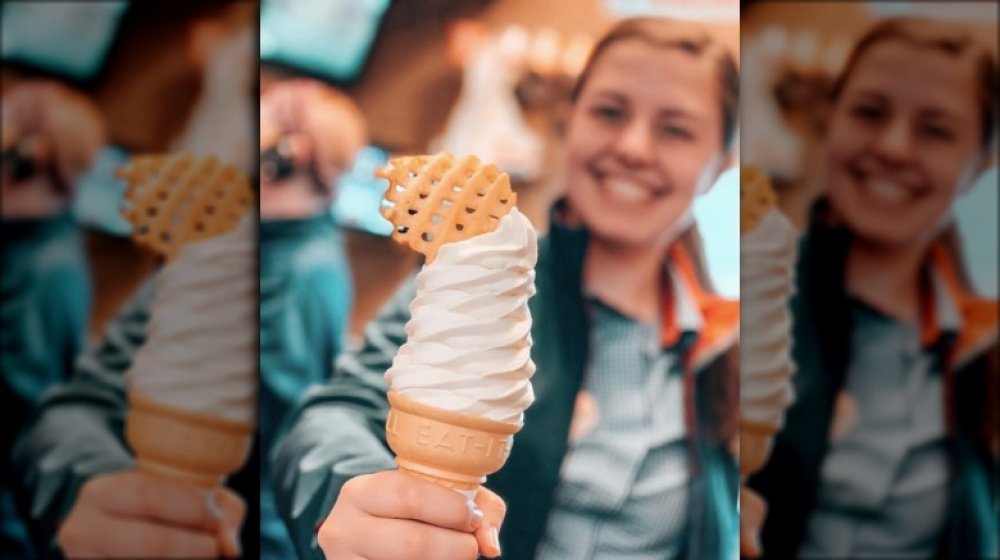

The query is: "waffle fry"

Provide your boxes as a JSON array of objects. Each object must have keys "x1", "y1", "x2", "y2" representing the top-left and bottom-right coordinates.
[
  {"x1": 377, "y1": 152, "x2": 517, "y2": 261},
  {"x1": 740, "y1": 165, "x2": 777, "y2": 235},
  {"x1": 118, "y1": 153, "x2": 253, "y2": 261}
]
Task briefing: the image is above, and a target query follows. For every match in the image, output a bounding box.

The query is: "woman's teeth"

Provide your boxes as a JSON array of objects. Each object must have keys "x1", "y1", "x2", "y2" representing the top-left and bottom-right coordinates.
[
  {"x1": 605, "y1": 178, "x2": 652, "y2": 203},
  {"x1": 864, "y1": 178, "x2": 910, "y2": 204}
]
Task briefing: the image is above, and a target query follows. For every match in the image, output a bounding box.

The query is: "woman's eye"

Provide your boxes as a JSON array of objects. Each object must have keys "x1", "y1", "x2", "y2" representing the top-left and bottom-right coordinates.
[
  {"x1": 921, "y1": 124, "x2": 955, "y2": 141},
  {"x1": 592, "y1": 105, "x2": 624, "y2": 122},
  {"x1": 659, "y1": 125, "x2": 693, "y2": 140},
  {"x1": 850, "y1": 104, "x2": 885, "y2": 123}
]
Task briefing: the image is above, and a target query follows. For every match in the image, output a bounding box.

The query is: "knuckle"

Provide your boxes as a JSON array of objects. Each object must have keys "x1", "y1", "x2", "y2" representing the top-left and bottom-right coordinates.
[
  {"x1": 147, "y1": 528, "x2": 171, "y2": 554},
  {"x1": 340, "y1": 476, "x2": 365, "y2": 501},
  {"x1": 317, "y1": 520, "x2": 347, "y2": 554},
  {"x1": 56, "y1": 521, "x2": 84, "y2": 552},
  {"x1": 398, "y1": 479, "x2": 423, "y2": 517},
  {"x1": 458, "y1": 534, "x2": 479, "y2": 560},
  {"x1": 401, "y1": 526, "x2": 429, "y2": 557}
]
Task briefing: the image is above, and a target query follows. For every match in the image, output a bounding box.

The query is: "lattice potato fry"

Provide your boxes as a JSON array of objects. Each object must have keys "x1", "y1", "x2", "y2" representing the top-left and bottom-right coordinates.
[
  {"x1": 740, "y1": 165, "x2": 777, "y2": 235},
  {"x1": 377, "y1": 152, "x2": 517, "y2": 261},
  {"x1": 117, "y1": 153, "x2": 253, "y2": 261}
]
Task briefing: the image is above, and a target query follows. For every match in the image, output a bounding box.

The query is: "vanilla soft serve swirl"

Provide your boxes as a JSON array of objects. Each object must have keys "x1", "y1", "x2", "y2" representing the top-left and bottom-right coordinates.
[
  {"x1": 386, "y1": 209, "x2": 538, "y2": 425},
  {"x1": 128, "y1": 216, "x2": 257, "y2": 425},
  {"x1": 740, "y1": 208, "x2": 798, "y2": 430}
]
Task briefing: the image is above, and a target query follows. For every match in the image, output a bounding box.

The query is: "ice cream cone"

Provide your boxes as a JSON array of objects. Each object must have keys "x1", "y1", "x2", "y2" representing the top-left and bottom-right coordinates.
[
  {"x1": 126, "y1": 392, "x2": 254, "y2": 489},
  {"x1": 386, "y1": 391, "x2": 521, "y2": 494}
]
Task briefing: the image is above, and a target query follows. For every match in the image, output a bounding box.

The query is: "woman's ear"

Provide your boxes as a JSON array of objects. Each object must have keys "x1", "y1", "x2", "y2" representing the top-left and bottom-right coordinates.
[{"x1": 185, "y1": 18, "x2": 227, "y2": 71}]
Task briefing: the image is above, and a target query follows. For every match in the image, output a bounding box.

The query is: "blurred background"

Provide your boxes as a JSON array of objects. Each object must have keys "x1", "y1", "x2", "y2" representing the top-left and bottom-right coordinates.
[
  {"x1": 259, "y1": 0, "x2": 741, "y2": 348},
  {"x1": 2, "y1": 2, "x2": 258, "y2": 556},
  {"x1": 741, "y1": 0, "x2": 998, "y2": 296}
]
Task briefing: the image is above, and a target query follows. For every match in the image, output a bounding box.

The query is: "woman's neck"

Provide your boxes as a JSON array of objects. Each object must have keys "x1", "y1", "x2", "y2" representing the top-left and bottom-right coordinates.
[
  {"x1": 845, "y1": 239, "x2": 928, "y2": 322},
  {"x1": 584, "y1": 238, "x2": 670, "y2": 323}
]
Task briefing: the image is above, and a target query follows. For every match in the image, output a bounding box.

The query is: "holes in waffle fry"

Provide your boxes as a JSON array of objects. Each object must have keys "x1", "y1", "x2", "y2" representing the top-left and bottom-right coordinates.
[
  {"x1": 397, "y1": 225, "x2": 409, "y2": 234},
  {"x1": 431, "y1": 214, "x2": 442, "y2": 224},
  {"x1": 452, "y1": 186, "x2": 461, "y2": 193},
  {"x1": 441, "y1": 199, "x2": 453, "y2": 208},
  {"x1": 465, "y1": 207, "x2": 475, "y2": 214},
  {"x1": 147, "y1": 207, "x2": 157, "y2": 217},
  {"x1": 137, "y1": 225, "x2": 149, "y2": 235},
  {"x1": 422, "y1": 232, "x2": 433, "y2": 242},
  {"x1": 407, "y1": 208, "x2": 418, "y2": 216},
  {"x1": 418, "y1": 192, "x2": 428, "y2": 199},
  {"x1": 158, "y1": 191, "x2": 168, "y2": 201},
  {"x1": 206, "y1": 205, "x2": 215, "y2": 215},
  {"x1": 195, "y1": 222, "x2": 205, "y2": 232},
  {"x1": 395, "y1": 184, "x2": 405, "y2": 192},
  {"x1": 456, "y1": 224, "x2": 465, "y2": 231}
]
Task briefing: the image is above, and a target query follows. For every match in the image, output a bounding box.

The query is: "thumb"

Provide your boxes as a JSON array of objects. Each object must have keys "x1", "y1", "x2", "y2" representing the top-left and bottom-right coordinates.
[
  {"x1": 474, "y1": 487, "x2": 507, "y2": 558},
  {"x1": 212, "y1": 489, "x2": 246, "y2": 559},
  {"x1": 740, "y1": 486, "x2": 766, "y2": 558}
]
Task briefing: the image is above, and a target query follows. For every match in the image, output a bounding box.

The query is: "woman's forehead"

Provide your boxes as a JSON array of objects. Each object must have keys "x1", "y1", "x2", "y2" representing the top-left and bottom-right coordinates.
[
  {"x1": 844, "y1": 41, "x2": 980, "y2": 116},
  {"x1": 583, "y1": 40, "x2": 719, "y2": 113}
]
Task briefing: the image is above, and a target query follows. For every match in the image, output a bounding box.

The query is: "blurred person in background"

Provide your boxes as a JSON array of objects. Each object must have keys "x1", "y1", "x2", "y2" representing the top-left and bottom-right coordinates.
[
  {"x1": 748, "y1": 17, "x2": 998, "y2": 559},
  {"x1": 7, "y1": 3, "x2": 257, "y2": 558},
  {"x1": 259, "y1": 78, "x2": 366, "y2": 560},
  {"x1": 1, "y1": 80, "x2": 104, "y2": 559},
  {"x1": 273, "y1": 17, "x2": 740, "y2": 560}
]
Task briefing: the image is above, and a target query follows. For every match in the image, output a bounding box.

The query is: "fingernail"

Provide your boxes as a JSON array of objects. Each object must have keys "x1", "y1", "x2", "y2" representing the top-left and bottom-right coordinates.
[
  {"x1": 490, "y1": 526, "x2": 501, "y2": 557},
  {"x1": 229, "y1": 529, "x2": 242, "y2": 557},
  {"x1": 206, "y1": 493, "x2": 222, "y2": 520},
  {"x1": 466, "y1": 499, "x2": 484, "y2": 530}
]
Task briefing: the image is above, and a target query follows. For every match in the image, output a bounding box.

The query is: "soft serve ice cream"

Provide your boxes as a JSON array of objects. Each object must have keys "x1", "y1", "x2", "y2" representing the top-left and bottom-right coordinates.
[
  {"x1": 127, "y1": 215, "x2": 257, "y2": 426},
  {"x1": 740, "y1": 208, "x2": 798, "y2": 433},
  {"x1": 386, "y1": 208, "x2": 538, "y2": 425}
]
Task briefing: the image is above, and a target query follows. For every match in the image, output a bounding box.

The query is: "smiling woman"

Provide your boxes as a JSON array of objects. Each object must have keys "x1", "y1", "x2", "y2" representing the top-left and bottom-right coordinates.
[
  {"x1": 748, "y1": 16, "x2": 999, "y2": 560},
  {"x1": 272, "y1": 16, "x2": 743, "y2": 560}
]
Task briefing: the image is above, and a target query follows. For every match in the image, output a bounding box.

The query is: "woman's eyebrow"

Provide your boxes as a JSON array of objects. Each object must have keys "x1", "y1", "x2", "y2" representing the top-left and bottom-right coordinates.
[
  {"x1": 846, "y1": 89, "x2": 886, "y2": 104},
  {"x1": 588, "y1": 90, "x2": 628, "y2": 104},
  {"x1": 919, "y1": 107, "x2": 965, "y2": 124},
  {"x1": 657, "y1": 107, "x2": 699, "y2": 121}
]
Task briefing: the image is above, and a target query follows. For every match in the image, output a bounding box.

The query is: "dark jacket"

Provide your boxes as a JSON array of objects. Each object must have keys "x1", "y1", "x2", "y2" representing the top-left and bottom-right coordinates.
[
  {"x1": 259, "y1": 213, "x2": 353, "y2": 559},
  {"x1": 272, "y1": 216, "x2": 741, "y2": 560},
  {"x1": 748, "y1": 213, "x2": 999, "y2": 559},
  {"x1": 2, "y1": 213, "x2": 91, "y2": 559}
]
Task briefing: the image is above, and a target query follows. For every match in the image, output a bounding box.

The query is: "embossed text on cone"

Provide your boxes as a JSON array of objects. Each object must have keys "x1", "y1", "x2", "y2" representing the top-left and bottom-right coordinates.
[
  {"x1": 386, "y1": 391, "x2": 521, "y2": 492},
  {"x1": 126, "y1": 392, "x2": 254, "y2": 489}
]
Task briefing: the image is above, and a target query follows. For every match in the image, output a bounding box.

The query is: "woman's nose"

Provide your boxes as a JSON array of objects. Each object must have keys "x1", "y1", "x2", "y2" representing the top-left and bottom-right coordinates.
[
  {"x1": 872, "y1": 117, "x2": 915, "y2": 167},
  {"x1": 613, "y1": 119, "x2": 656, "y2": 168}
]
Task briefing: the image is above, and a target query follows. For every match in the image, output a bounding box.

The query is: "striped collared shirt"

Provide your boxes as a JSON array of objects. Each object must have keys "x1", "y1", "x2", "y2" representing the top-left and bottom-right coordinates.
[
  {"x1": 800, "y1": 264, "x2": 961, "y2": 558},
  {"x1": 537, "y1": 259, "x2": 702, "y2": 560}
]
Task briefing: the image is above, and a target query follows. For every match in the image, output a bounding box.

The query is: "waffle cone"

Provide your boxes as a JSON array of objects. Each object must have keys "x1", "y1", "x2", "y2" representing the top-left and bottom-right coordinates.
[
  {"x1": 386, "y1": 391, "x2": 521, "y2": 492},
  {"x1": 117, "y1": 153, "x2": 253, "y2": 261},
  {"x1": 740, "y1": 165, "x2": 777, "y2": 235},
  {"x1": 377, "y1": 152, "x2": 517, "y2": 262},
  {"x1": 126, "y1": 392, "x2": 253, "y2": 489}
]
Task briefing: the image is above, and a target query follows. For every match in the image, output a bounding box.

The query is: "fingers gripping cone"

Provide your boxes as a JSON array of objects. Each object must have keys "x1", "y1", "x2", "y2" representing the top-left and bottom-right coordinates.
[
  {"x1": 119, "y1": 153, "x2": 255, "y2": 489},
  {"x1": 378, "y1": 152, "x2": 524, "y2": 497}
]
